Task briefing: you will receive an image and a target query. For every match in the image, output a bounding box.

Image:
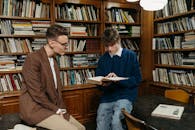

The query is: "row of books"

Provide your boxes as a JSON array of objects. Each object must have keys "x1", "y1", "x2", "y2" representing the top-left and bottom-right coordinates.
[
  {"x1": 0, "y1": 53, "x2": 97, "y2": 71},
  {"x1": 156, "y1": 16, "x2": 195, "y2": 34},
  {"x1": 105, "y1": 8, "x2": 135, "y2": 23},
  {"x1": 0, "y1": 66, "x2": 96, "y2": 92},
  {"x1": 56, "y1": 54, "x2": 99, "y2": 68},
  {"x1": 55, "y1": 4, "x2": 99, "y2": 21},
  {"x1": 0, "y1": 20, "x2": 51, "y2": 35},
  {"x1": 32, "y1": 38, "x2": 99, "y2": 52},
  {"x1": 152, "y1": 32, "x2": 195, "y2": 50},
  {"x1": 56, "y1": 22, "x2": 98, "y2": 36},
  {"x1": 0, "y1": 55, "x2": 26, "y2": 71},
  {"x1": 155, "y1": 0, "x2": 194, "y2": 18},
  {"x1": 54, "y1": 39, "x2": 100, "y2": 52},
  {"x1": 121, "y1": 39, "x2": 139, "y2": 51},
  {"x1": 0, "y1": 73, "x2": 22, "y2": 92},
  {"x1": 60, "y1": 69, "x2": 95, "y2": 86},
  {"x1": 65, "y1": 39, "x2": 86, "y2": 52},
  {"x1": 156, "y1": 52, "x2": 195, "y2": 66},
  {"x1": 31, "y1": 38, "x2": 47, "y2": 51},
  {"x1": 110, "y1": 25, "x2": 140, "y2": 37},
  {"x1": 0, "y1": 0, "x2": 50, "y2": 18},
  {"x1": 152, "y1": 68, "x2": 195, "y2": 86},
  {"x1": 0, "y1": 38, "x2": 32, "y2": 53},
  {"x1": 0, "y1": 37, "x2": 102, "y2": 54}
]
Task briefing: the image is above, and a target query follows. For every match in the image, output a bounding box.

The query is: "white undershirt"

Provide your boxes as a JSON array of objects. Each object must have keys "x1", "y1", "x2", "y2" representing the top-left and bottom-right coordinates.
[{"x1": 48, "y1": 58, "x2": 57, "y2": 89}]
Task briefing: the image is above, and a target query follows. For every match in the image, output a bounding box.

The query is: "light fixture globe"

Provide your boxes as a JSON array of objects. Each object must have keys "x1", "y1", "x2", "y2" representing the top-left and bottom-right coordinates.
[
  {"x1": 140, "y1": 0, "x2": 168, "y2": 11},
  {"x1": 126, "y1": 0, "x2": 139, "y2": 2}
]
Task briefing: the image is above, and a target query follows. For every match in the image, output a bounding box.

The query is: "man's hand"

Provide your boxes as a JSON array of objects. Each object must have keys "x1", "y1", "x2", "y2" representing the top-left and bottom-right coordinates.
[
  {"x1": 106, "y1": 72, "x2": 117, "y2": 78},
  {"x1": 62, "y1": 113, "x2": 70, "y2": 121},
  {"x1": 101, "y1": 72, "x2": 118, "y2": 86}
]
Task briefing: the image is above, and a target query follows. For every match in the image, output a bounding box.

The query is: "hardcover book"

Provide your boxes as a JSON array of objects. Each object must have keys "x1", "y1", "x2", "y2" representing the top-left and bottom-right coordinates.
[
  {"x1": 151, "y1": 104, "x2": 184, "y2": 120},
  {"x1": 87, "y1": 76, "x2": 128, "y2": 85}
]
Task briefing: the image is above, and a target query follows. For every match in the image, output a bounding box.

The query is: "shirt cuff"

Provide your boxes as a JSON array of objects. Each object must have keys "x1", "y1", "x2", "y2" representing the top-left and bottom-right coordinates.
[{"x1": 56, "y1": 108, "x2": 67, "y2": 114}]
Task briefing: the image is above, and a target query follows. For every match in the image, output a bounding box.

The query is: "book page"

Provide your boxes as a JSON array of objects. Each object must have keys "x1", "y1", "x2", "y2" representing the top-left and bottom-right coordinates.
[
  {"x1": 88, "y1": 76, "x2": 104, "y2": 82},
  {"x1": 87, "y1": 76, "x2": 128, "y2": 85},
  {"x1": 102, "y1": 77, "x2": 128, "y2": 81}
]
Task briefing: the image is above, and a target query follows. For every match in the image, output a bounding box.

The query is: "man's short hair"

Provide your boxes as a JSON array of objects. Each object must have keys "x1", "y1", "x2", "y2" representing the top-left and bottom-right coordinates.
[
  {"x1": 101, "y1": 28, "x2": 120, "y2": 47},
  {"x1": 46, "y1": 24, "x2": 69, "y2": 39}
]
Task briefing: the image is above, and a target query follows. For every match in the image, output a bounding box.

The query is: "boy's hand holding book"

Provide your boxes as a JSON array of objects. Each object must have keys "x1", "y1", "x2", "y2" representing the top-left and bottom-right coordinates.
[
  {"x1": 102, "y1": 73, "x2": 117, "y2": 87},
  {"x1": 87, "y1": 73, "x2": 128, "y2": 85}
]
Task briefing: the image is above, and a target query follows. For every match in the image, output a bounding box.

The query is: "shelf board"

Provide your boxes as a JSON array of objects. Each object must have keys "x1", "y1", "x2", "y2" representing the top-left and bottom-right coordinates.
[
  {"x1": 104, "y1": 1, "x2": 139, "y2": 10},
  {"x1": 154, "y1": 30, "x2": 195, "y2": 37},
  {"x1": 150, "y1": 81, "x2": 195, "y2": 93},
  {"x1": 55, "y1": 0, "x2": 101, "y2": 8},
  {"x1": 62, "y1": 84, "x2": 97, "y2": 91},
  {"x1": 60, "y1": 66, "x2": 97, "y2": 71},
  {"x1": 120, "y1": 35, "x2": 140, "y2": 39},
  {"x1": 69, "y1": 36, "x2": 101, "y2": 39},
  {"x1": 0, "y1": 84, "x2": 98, "y2": 98},
  {"x1": 153, "y1": 48, "x2": 195, "y2": 52},
  {"x1": 105, "y1": 22, "x2": 140, "y2": 25},
  {"x1": 0, "y1": 16, "x2": 50, "y2": 20},
  {"x1": 0, "y1": 35, "x2": 45, "y2": 38},
  {"x1": 154, "y1": 64, "x2": 195, "y2": 69},
  {"x1": 68, "y1": 36, "x2": 101, "y2": 39},
  {"x1": 0, "y1": 52, "x2": 28, "y2": 55},
  {"x1": 0, "y1": 91, "x2": 21, "y2": 98},
  {"x1": 154, "y1": 10, "x2": 195, "y2": 22},
  {"x1": 0, "y1": 68, "x2": 22, "y2": 74},
  {"x1": 63, "y1": 51, "x2": 101, "y2": 55},
  {"x1": 55, "y1": 19, "x2": 101, "y2": 24}
]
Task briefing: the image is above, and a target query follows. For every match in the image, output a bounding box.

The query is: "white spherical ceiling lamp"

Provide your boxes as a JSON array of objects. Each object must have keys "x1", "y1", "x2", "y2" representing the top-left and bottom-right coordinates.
[
  {"x1": 140, "y1": 0, "x2": 168, "y2": 11},
  {"x1": 126, "y1": 0, "x2": 139, "y2": 2}
]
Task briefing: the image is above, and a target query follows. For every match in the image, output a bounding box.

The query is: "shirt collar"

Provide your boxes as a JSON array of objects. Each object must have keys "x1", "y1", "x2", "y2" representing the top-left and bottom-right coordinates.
[{"x1": 109, "y1": 47, "x2": 123, "y2": 58}]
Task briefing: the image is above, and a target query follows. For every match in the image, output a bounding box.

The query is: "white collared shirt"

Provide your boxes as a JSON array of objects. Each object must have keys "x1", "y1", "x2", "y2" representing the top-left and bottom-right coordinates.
[{"x1": 109, "y1": 47, "x2": 123, "y2": 58}]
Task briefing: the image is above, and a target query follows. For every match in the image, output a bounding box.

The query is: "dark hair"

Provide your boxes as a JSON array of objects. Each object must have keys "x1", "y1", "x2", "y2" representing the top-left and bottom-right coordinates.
[
  {"x1": 46, "y1": 24, "x2": 69, "y2": 39},
  {"x1": 101, "y1": 28, "x2": 120, "y2": 46}
]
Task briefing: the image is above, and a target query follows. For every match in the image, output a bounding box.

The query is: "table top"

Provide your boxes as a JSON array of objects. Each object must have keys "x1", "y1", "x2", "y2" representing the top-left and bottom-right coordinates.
[{"x1": 133, "y1": 95, "x2": 195, "y2": 130}]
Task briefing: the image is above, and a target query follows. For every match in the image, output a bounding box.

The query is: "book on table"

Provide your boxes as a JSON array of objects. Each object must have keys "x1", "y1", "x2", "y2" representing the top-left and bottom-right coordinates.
[
  {"x1": 151, "y1": 104, "x2": 184, "y2": 120},
  {"x1": 87, "y1": 76, "x2": 128, "y2": 85}
]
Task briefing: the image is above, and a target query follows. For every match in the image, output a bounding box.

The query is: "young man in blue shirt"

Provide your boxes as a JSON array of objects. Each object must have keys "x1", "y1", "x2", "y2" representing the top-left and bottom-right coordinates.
[{"x1": 96, "y1": 28, "x2": 142, "y2": 130}]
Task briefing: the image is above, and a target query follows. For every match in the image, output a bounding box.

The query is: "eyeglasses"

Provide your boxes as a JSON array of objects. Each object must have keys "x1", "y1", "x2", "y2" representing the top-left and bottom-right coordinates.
[{"x1": 53, "y1": 40, "x2": 69, "y2": 47}]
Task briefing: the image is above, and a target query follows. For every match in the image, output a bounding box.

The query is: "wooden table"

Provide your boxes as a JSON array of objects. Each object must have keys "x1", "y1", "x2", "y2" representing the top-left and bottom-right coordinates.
[{"x1": 132, "y1": 95, "x2": 195, "y2": 130}]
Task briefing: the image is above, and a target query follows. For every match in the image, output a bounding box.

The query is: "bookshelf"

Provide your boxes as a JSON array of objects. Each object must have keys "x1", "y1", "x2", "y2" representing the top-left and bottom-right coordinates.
[
  {"x1": 0, "y1": 0, "x2": 143, "y2": 123},
  {"x1": 0, "y1": 0, "x2": 52, "y2": 115},
  {"x1": 102, "y1": 0, "x2": 152, "y2": 95},
  {"x1": 103, "y1": 1, "x2": 141, "y2": 61},
  {"x1": 53, "y1": 0, "x2": 103, "y2": 122},
  {"x1": 151, "y1": 0, "x2": 195, "y2": 93}
]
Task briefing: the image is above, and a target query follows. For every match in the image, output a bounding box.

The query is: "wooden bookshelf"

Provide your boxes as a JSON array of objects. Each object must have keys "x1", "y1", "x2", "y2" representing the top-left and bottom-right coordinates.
[
  {"x1": 0, "y1": 0, "x2": 53, "y2": 116},
  {"x1": 0, "y1": 0, "x2": 144, "y2": 124},
  {"x1": 151, "y1": 0, "x2": 195, "y2": 94}
]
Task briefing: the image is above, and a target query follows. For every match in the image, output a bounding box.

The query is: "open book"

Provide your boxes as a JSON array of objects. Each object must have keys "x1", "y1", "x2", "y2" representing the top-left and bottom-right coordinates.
[
  {"x1": 151, "y1": 104, "x2": 184, "y2": 120},
  {"x1": 87, "y1": 76, "x2": 128, "y2": 85}
]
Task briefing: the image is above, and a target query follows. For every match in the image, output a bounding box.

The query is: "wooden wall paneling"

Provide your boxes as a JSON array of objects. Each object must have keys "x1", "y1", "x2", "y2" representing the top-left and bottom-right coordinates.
[
  {"x1": 83, "y1": 88, "x2": 101, "y2": 121},
  {"x1": 1, "y1": 96, "x2": 19, "y2": 114},
  {"x1": 62, "y1": 90, "x2": 84, "y2": 122},
  {"x1": 138, "y1": 9, "x2": 154, "y2": 95},
  {"x1": 140, "y1": 9, "x2": 153, "y2": 81}
]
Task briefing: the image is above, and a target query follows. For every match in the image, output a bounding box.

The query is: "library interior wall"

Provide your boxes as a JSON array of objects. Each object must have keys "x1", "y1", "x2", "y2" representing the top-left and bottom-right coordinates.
[{"x1": 2, "y1": 0, "x2": 190, "y2": 122}]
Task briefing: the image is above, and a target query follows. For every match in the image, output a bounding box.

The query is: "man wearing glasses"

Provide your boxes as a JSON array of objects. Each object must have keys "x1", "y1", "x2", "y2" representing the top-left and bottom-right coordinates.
[{"x1": 19, "y1": 24, "x2": 85, "y2": 130}]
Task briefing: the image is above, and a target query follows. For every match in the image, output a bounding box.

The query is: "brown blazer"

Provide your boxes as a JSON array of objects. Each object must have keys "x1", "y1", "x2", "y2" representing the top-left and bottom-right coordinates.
[{"x1": 19, "y1": 47, "x2": 66, "y2": 125}]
